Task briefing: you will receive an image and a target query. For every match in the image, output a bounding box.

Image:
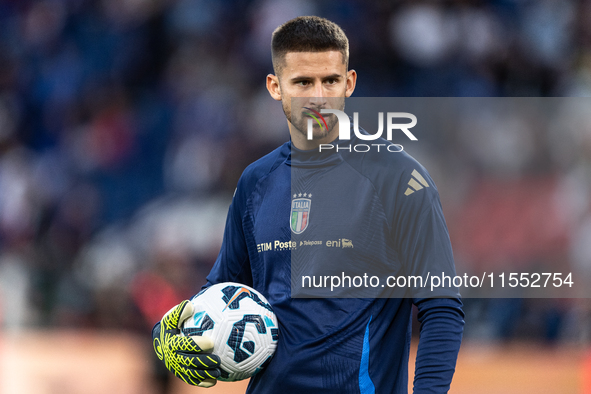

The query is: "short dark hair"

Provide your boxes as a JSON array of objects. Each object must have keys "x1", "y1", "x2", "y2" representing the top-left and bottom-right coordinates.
[{"x1": 271, "y1": 16, "x2": 349, "y2": 74}]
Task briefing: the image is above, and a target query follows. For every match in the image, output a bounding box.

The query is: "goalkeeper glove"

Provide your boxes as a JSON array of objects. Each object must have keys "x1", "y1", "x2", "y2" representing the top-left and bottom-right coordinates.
[{"x1": 152, "y1": 300, "x2": 221, "y2": 387}]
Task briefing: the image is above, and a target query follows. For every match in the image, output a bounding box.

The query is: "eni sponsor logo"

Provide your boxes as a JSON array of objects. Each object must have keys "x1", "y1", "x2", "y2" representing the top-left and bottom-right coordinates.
[{"x1": 325, "y1": 238, "x2": 354, "y2": 248}]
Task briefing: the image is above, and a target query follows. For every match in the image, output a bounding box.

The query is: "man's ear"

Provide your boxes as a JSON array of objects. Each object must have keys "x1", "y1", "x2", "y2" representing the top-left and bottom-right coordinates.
[
  {"x1": 345, "y1": 69, "x2": 357, "y2": 97},
  {"x1": 266, "y1": 74, "x2": 282, "y2": 101}
]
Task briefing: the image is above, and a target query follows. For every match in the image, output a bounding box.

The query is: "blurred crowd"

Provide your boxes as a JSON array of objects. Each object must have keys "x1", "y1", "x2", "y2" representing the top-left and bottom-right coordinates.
[{"x1": 0, "y1": 0, "x2": 590, "y2": 350}]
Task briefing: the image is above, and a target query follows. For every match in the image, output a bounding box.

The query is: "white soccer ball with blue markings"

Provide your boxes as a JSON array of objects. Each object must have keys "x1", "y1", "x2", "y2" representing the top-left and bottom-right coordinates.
[{"x1": 181, "y1": 282, "x2": 279, "y2": 381}]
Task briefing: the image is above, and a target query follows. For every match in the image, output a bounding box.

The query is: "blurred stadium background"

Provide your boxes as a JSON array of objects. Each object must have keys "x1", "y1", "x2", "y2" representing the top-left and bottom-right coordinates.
[{"x1": 0, "y1": 0, "x2": 590, "y2": 392}]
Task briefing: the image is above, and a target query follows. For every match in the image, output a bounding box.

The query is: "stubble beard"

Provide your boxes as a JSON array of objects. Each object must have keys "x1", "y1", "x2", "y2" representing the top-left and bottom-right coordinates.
[{"x1": 282, "y1": 98, "x2": 345, "y2": 142}]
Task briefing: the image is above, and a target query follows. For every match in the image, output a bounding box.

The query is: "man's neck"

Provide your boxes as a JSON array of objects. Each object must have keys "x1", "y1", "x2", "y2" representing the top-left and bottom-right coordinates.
[{"x1": 288, "y1": 124, "x2": 338, "y2": 151}]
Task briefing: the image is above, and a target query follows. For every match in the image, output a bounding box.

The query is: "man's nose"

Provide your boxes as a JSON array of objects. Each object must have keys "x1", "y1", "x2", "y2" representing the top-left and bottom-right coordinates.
[{"x1": 309, "y1": 84, "x2": 327, "y2": 107}]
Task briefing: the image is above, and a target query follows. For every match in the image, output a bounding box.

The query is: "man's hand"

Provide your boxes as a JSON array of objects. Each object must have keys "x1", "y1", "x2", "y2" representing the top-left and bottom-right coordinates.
[{"x1": 152, "y1": 300, "x2": 221, "y2": 387}]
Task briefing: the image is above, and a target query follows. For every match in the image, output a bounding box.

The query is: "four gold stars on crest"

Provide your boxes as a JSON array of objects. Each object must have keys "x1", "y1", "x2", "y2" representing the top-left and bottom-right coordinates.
[{"x1": 292, "y1": 193, "x2": 312, "y2": 198}]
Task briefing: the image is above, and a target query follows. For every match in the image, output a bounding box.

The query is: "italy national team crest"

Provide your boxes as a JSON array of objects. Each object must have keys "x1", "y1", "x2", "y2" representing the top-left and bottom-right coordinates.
[{"x1": 290, "y1": 194, "x2": 311, "y2": 234}]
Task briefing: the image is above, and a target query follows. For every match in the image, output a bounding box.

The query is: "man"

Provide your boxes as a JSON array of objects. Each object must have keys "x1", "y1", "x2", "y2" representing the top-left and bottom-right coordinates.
[{"x1": 153, "y1": 16, "x2": 464, "y2": 393}]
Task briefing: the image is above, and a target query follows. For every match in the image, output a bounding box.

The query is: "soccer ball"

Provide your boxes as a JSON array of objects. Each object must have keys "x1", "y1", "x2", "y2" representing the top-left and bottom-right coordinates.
[{"x1": 181, "y1": 282, "x2": 279, "y2": 381}]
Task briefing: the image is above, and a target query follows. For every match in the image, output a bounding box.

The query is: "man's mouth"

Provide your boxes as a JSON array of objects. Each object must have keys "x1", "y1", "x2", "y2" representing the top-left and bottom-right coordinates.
[{"x1": 302, "y1": 107, "x2": 328, "y2": 130}]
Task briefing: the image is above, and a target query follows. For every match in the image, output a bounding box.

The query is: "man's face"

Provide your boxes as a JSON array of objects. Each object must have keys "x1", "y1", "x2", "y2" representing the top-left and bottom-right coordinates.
[{"x1": 267, "y1": 51, "x2": 356, "y2": 150}]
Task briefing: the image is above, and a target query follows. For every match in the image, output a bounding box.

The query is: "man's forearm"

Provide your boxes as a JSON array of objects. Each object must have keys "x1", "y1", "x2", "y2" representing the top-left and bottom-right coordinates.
[{"x1": 413, "y1": 298, "x2": 465, "y2": 393}]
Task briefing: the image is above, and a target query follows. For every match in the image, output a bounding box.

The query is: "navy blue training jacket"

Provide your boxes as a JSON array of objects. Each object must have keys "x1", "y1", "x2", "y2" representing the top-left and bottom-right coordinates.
[{"x1": 205, "y1": 134, "x2": 464, "y2": 393}]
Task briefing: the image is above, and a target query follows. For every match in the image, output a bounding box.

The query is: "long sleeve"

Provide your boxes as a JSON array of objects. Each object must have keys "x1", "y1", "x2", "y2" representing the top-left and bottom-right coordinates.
[
  {"x1": 386, "y1": 163, "x2": 464, "y2": 392},
  {"x1": 413, "y1": 298, "x2": 465, "y2": 393},
  {"x1": 205, "y1": 181, "x2": 253, "y2": 289}
]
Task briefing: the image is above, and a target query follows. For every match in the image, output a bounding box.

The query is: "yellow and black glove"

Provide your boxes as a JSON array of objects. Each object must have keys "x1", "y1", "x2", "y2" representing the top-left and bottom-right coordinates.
[{"x1": 152, "y1": 300, "x2": 221, "y2": 387}]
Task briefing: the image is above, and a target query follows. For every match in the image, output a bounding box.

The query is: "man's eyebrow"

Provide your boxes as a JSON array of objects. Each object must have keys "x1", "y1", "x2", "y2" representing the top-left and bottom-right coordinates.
[{"x1": 289, "y1": 73, "x2": 343, "y2": 82}]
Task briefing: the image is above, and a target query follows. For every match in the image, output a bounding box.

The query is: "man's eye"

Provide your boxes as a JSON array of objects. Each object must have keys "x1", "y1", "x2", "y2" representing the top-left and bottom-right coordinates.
[
  {"x1": 297, "y1": 81, "x2": 310, "y2": 86},
  {"x1": 325, "y1": 79, "x2": 337, "y2": 85}
]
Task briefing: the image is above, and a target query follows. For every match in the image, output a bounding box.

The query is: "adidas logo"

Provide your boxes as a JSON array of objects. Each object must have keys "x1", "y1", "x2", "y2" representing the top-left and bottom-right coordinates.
[{"x1": 404, "y1": 169, "x2": 429, "y2": 196}]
